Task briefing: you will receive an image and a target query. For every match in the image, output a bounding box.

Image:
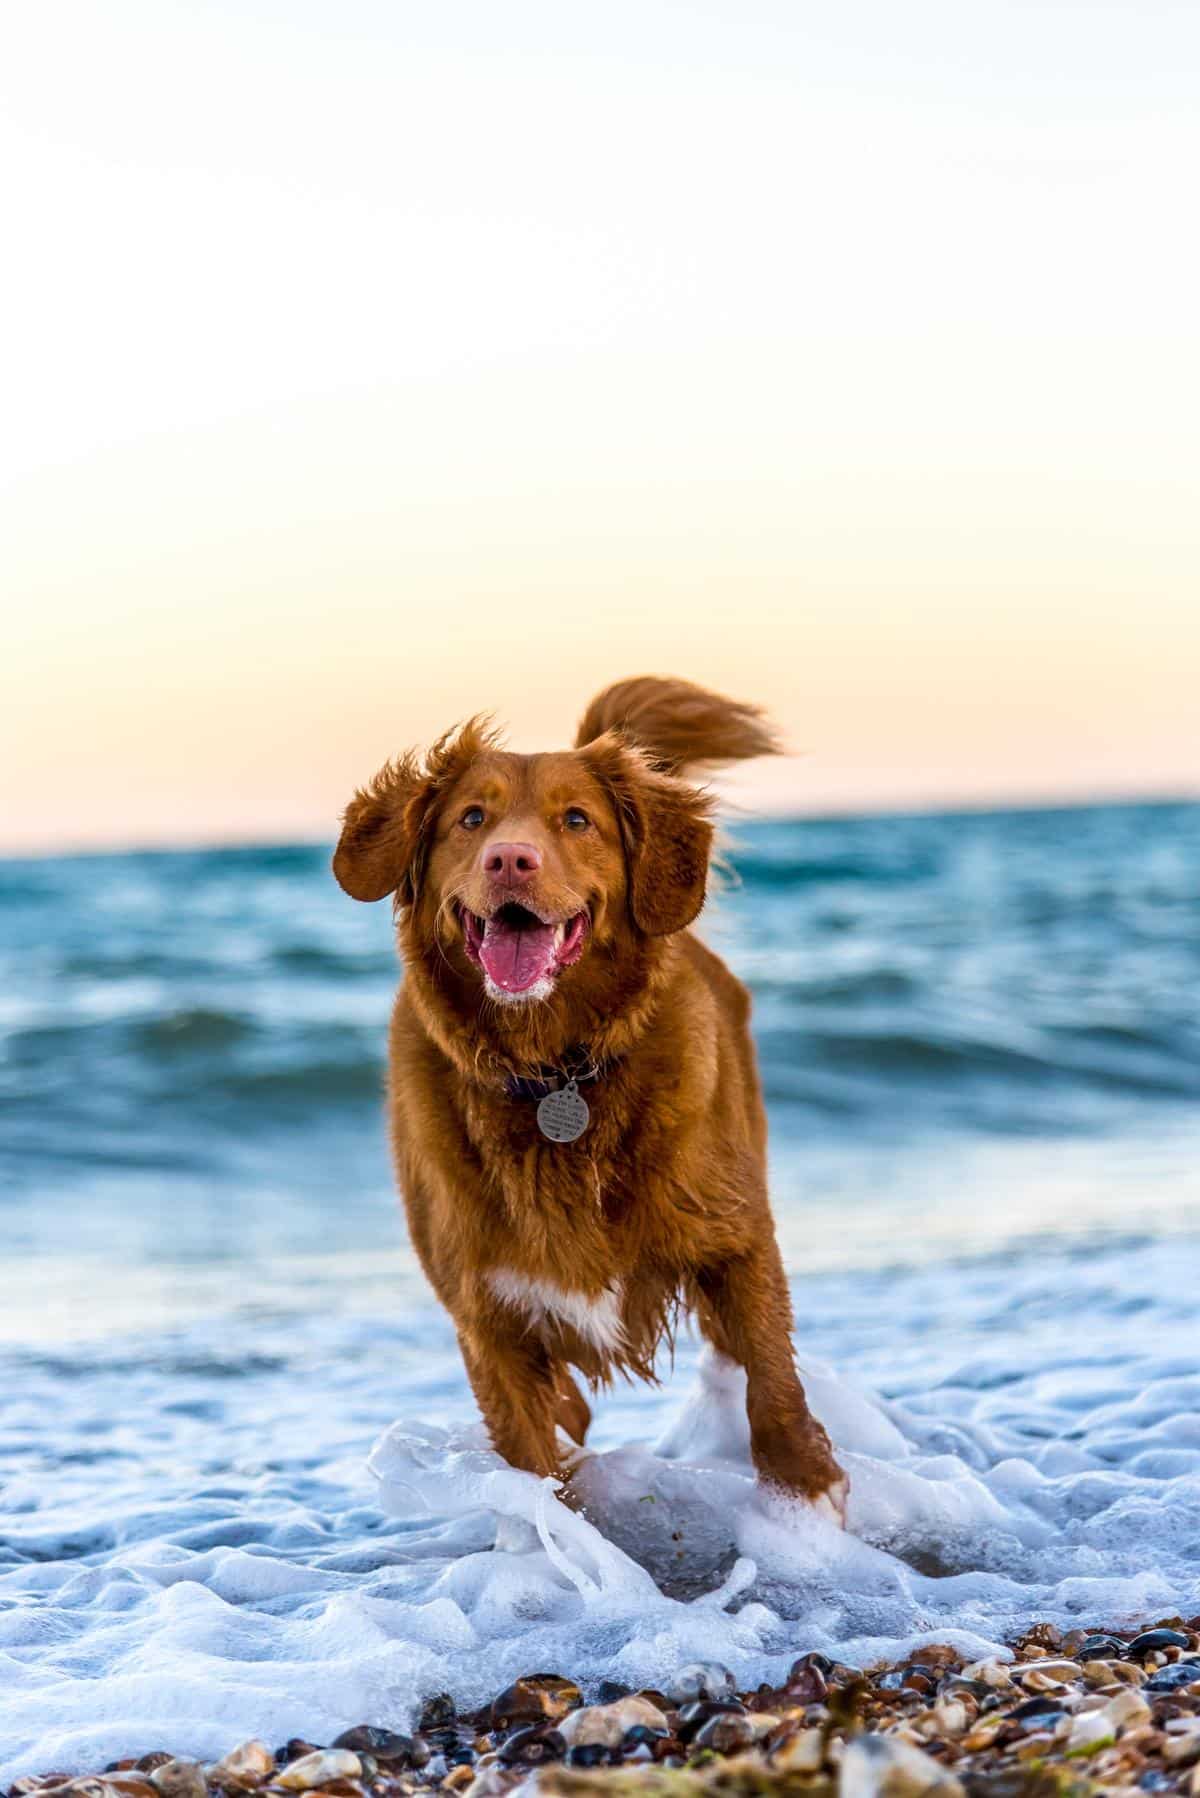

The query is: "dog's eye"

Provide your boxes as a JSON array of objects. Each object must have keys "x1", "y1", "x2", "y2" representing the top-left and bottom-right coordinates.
[
  {"x1": 460, "y1": 806, "x2": 486, "y2": 830},
  {"x1": 564, "y1": 807, "x2": 590, "y2": 831}
]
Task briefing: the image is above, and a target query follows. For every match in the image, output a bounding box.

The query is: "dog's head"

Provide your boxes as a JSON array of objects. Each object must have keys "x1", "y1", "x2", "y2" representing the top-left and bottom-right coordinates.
[{"x1": 332, "y1": 719, "x2": 713, "y2": 1005}]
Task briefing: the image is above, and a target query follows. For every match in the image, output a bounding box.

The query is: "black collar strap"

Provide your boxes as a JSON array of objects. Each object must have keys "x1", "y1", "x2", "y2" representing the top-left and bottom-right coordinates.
[{"x1": 505, "y1": 1042, "x2": 601, "y2": 1103}]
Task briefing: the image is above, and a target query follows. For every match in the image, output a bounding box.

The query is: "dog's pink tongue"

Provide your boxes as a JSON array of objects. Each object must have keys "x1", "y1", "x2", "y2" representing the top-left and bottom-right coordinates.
[{"x1": 480, "y1": 916, "x2": 557, "y2": 992}]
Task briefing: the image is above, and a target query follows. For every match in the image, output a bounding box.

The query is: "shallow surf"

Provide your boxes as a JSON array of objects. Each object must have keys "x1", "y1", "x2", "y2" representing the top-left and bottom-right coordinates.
[
  {"x1": 4, "y1": 1230, "x2": 1200, "y2": 1780},
  {"x1": 3, "y1": 801, "x2": 1199, "y2": 1777}
]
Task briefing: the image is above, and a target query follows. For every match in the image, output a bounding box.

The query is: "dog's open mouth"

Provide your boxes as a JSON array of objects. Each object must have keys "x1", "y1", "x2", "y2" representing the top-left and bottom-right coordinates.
[{"x1": 460, "y1": 902, "x2": 589, "y2": 995}]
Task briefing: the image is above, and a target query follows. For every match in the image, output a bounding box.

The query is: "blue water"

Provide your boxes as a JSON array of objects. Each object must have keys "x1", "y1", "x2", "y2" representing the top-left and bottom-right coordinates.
[
  {"x1": 2, "y1": 801, "x2": 1199, "y2": 1777},
  {"x1": 3, "y1": 801, "x2": 1198, "y2": 1263}
]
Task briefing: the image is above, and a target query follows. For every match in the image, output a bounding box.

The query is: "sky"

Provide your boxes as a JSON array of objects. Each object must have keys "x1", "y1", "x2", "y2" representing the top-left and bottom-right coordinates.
[{"x1": 2, "y1": 0, "x2": 1198, "y2": 853}]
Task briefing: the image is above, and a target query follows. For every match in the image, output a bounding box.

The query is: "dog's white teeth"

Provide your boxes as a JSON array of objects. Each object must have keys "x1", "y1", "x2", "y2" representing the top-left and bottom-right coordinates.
[{"x1": 554, "y1": 923, "x2": 565, "y2": 945}]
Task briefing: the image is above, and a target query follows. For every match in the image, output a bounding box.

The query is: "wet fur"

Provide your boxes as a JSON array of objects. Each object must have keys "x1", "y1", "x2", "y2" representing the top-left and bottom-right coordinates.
[{"x1": 333, "y1": 677, "x2": 845, "y2": 1506}]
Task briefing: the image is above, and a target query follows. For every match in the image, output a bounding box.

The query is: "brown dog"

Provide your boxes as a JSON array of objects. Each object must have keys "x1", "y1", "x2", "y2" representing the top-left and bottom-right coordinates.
[{"x1": 333, "y1": 677, "x2": 846, "y2": 1515}]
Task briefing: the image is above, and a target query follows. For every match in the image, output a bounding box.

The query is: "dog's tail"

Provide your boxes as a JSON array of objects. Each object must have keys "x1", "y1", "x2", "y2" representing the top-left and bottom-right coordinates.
[{"x1": 575, "y1": 675, "x2": 780, "y2": 776}]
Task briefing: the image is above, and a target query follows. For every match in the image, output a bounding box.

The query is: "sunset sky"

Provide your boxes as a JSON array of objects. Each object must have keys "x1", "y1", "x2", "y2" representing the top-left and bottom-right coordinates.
[{"x1": 2, "y1": 0, "x2": 1198, "y2": 853}]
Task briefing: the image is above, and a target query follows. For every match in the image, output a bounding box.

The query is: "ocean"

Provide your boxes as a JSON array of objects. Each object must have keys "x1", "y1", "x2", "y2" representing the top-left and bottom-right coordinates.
[{"x1": 2, "y1": 800, "x2": 1199, "y2": 1777}]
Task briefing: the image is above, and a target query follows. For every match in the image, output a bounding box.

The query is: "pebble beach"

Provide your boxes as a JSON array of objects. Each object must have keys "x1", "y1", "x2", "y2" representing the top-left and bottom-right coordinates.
[{"x1": 15, "y1": 1622, "x2": 1200, "y2": 1798}]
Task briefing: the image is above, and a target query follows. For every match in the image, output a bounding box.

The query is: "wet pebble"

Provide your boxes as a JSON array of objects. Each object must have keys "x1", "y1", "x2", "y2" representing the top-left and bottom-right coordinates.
[
  {"x1": 146, "y1": 1765, "x2": 205, "y2": 1798},
  {"x1": 1129, "y1": 1630, "x2": 1192, "y2": 1660},
  {"x1": 691, "y1": 1713, "x2": 757, "y2": 1754},
  {"x1": 332, "y1": 1731, "x2": 427, "y2": 1769},
  {"x1": 783, "y1": 1658, "x2": 828, "y2": 1703},
  {"x1": 275, "y1": 1753, "x2": 361, "y2": 1791},
  {"x1": 210, "y1": 1743, "x2": 276, "y2": 1792},
  {"x1": 621, "y1": 1726, "x2": 669, "y2": 1753},
  {"x1": 1081, "y1": 1656, "x2": 1146, "y2": 1689},
  {"x1": 497, "y1": 1727, "x2": 565, "y2": 1767},
  {"x1": 918, "y1": 1701, "x2": 969, "y2": 1740},
  {"x1": 960, "y1": 1659, "x2": 1016, "y2": 1691},
  {"x1": 29, "y1": 1785, "x2": 122, "y2": 1798},
  {"x1": 1163, "y1": 1725, "x2": 1200, "y2": 1768},
  {"x1": 1148, "y1": 1662, "x2": 1200, "y2": 1694},
  {"x1": 1066, "y1": 1710, "x2": 1117, "y2": 1753},
  {"x1": 1003, "y1": 1696, "x2": 1067, "y2": 1736},
  {"x1": 840, "y1": 1731, "x2": 964, "y2": 1798},
  {"x1": 559, "y1": 1697, "x2": 669, "y2": 1749},
  {"x1": 667, "y1": 1662, "x2": 736, "y2": 1704},
  {"x1": 1106, "y1": 1688, "x2": 1155, "y2": 1732},
  {"x1": 426, "y1": 1729, "x2": 474, "y2": 1758},
  {"x1": 769, "y1": 1727, "x2": 824, "y2": 1774},
  {"x1": 1006, "y1": 1695, "x2": 1063, "y2": 1721},
  {"x1": 488, "y1": 1676, "x2": 580, "y2": 1730},
  {"x1": 879, "y1": 1665, "x2": 939, "y2": 1696},
  {"x1": 1017, "y1": 1660, "x2": 1082, "y2": 1692},
  {"x1": 564, "y1": 1744, "x2": 611, "y2": 1768},
  {"x1": 675, "y1": 1699, "x2": 745, "y2": 1744},
  {"x1": 438, "y1": 1770, "x2": 474, "y2": 1795},
  {"x1": 416, "y1": 1697, "x2": 456, "y2": 1734},
  {"x1": 1077, "y1": 1633, "x2": 1126, "y2": 1662}
]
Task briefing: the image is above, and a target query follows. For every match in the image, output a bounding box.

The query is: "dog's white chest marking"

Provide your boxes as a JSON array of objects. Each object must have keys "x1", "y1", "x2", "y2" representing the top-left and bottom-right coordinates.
[{"x1": 487, "y1": 1269, "x2": 626, "y2": 1355}]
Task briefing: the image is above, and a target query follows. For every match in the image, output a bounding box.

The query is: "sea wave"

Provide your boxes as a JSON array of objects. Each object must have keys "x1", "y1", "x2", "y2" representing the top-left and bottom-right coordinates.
[{"x1": 1, "y1": 801, "x2": 1197, "y2": 1191}]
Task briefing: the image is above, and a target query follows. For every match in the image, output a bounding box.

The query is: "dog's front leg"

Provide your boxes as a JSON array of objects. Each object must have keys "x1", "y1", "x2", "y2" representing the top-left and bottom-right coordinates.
[
  {"x1": 695, "y1": 1247, "x2": 847, "y2": 1517},
  {"x1": 458, "y1": 1317, "x2": 568, "y2": 1481}
]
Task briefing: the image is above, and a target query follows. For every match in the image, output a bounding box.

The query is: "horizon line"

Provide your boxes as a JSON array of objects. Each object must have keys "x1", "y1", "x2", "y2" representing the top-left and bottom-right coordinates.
[{"x1": 4, "y1": 784, "x2": 1197, "y2": 866}]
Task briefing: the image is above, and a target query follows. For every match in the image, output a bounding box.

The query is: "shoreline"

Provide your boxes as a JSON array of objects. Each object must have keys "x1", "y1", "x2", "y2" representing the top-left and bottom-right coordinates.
[{"x1": 10, "y1": 1617, "x2": 1200, "y2": 1798}]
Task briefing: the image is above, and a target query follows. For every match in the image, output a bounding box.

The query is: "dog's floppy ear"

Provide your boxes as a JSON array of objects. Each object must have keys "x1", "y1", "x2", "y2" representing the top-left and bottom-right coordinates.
[
  {"x1": 332, "y1": 753, "x2": 430, "y2": 904},
  {"x1": 333, "y1": 716, "x2": 499, "y2": 905},
  {"x1": 583, "y1": 733, "x2": 714, "y2": 937}
]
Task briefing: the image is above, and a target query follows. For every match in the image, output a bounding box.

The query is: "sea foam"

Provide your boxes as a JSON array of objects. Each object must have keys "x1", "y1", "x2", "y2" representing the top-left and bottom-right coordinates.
[{"x1": 4, "y1": 1238, "x2": 1200, "y2": 1784}]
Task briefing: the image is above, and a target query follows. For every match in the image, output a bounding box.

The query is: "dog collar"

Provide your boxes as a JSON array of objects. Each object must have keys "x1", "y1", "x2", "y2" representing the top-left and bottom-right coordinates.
[{"x1": 504, "y1": 1042, "x2": 601, "y2": 1103}]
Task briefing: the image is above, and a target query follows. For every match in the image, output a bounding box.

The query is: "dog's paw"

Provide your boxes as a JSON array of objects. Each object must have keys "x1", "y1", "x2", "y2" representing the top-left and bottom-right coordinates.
[
  {"x1": 810, "y1": 1472, "x2": 850, "y2": 1527},
  {"x1": 755, "y1": 1466, "x2": 850, "y2": 1529}
]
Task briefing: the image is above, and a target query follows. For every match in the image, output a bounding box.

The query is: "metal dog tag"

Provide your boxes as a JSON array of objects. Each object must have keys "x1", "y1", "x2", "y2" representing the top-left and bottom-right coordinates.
[{"x1": 537, "y1": 1077, "x2": 590, "y2": 1143}]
